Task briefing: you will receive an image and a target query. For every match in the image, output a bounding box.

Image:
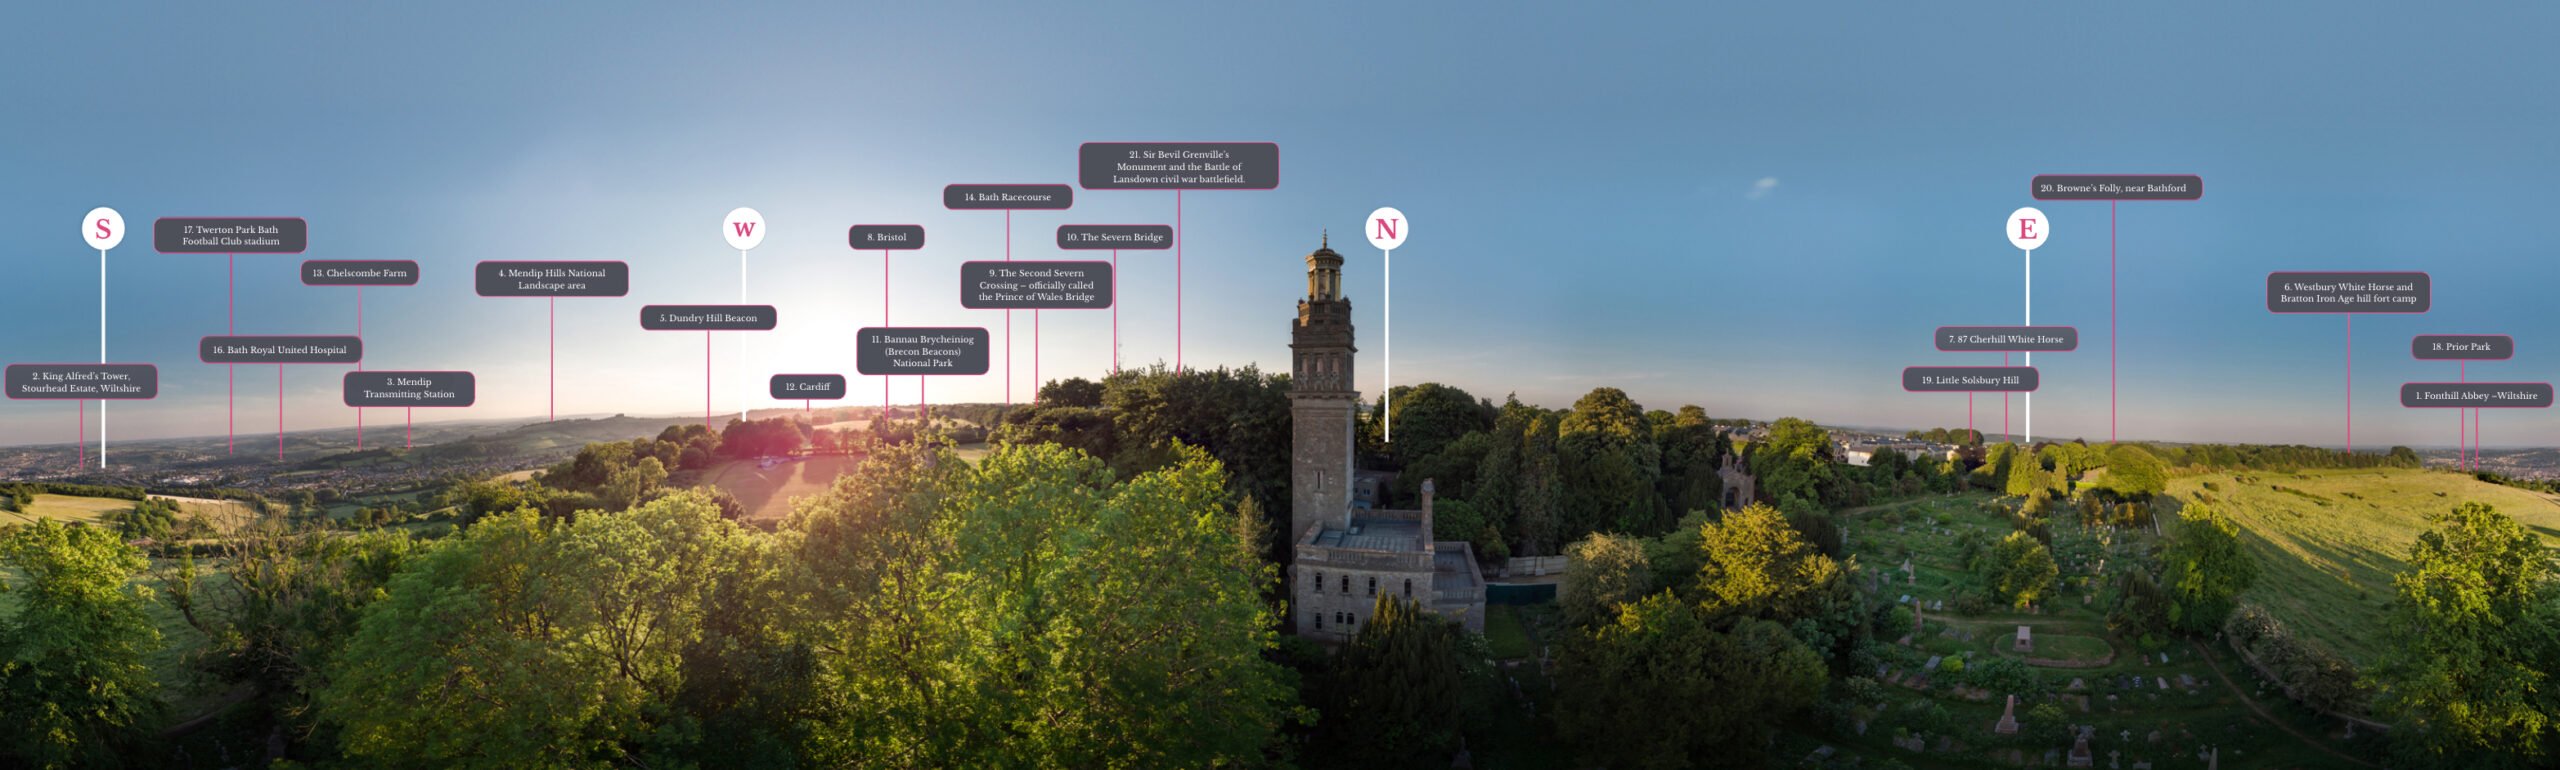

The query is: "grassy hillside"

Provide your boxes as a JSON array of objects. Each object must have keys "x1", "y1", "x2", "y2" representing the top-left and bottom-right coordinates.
[{"x1": 2163, "y1": 467, "x2": 2560, "y2": 664}]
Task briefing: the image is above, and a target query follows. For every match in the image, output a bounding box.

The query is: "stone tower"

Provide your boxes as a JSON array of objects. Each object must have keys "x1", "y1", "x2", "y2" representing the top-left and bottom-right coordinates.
[{"x1": 1290, "y1": 234, "x2": 1358, "y2": 544}]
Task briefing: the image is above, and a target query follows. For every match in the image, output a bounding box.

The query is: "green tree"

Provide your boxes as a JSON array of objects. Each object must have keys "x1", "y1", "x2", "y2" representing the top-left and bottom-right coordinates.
[
  {"x1": 1654, "y1": 406, "x2": 1729, "y2": 517},
  {"x1": 318, "y1": 491, "x2": 761, "y2": 767},
  {"x1": 1980, "y1": 531, "x2": 2057, "y2": 610},
  {"x1": 1399, "y1": 430, "x2": 1494, "y2": 505},
  {"x1": 2093, "y1": 443, "x2": 2168, "y2": 499},
  {"x1": 168, "y1": 523, "x2": 420, "y2": 756},
  {"x1": 783, "y1": 441, "x2": 1294, "y2": 767},
  {"x1": 1375, "y1": 382, "x2": 1495, "y2": 468},
  {"x1": 1749, "y1": 417, "x2": 1836, "y2": 510},
  {"x1": 1974, "y1": 442, "x2": 2020, "y2": 492},
  {"x1": 2162, "y1": 502, "x2": 2257, "y2": 633},
  {"x1": 2372, "y1": 502, "x2": 2560, "y2": 770},
  {"x1": 1694, "y1": 502, "x2": 1842, "y2": 623},
  {"x1": 1512, "y1": 412, "x2": 1568, "y2": 555},
  {"x1": 1311, "y1": 595, "x2": 1468, "y2": 768},
  {"x1": 0, "y1": 520, "x2": 164, "y2": 768},
  {"x1": 1037, "y1": 376, "x2": 1107, "y2": 407},
  {"x1": 2005, "y1": 458, "x2": 2054, "y2": 498},
  {"x1": 1553, "y1": 593, "x2": 1825, "y2": 768},
  {"x1": 599, "y1": 455, "x2": 668, "y2": 511},
  {"x1": 1560, "y1": 387, "x2": 1669, "y2": 537},
  {"x1": 1562, "y1": 533, "x2": 1653, "y2": 628}
]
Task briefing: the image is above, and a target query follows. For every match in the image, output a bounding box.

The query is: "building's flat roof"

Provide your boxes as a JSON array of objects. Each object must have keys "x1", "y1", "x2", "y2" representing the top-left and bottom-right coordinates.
[
  {"x1": 1432, "y1": 548, "x2": 1480, "y2": 588},
  {"x1": 1309, "y1": 514, "x2": 1426, "y2": 553}
]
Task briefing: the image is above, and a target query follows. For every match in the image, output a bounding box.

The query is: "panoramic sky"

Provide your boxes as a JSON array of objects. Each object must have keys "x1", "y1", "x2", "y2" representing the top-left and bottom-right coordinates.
[{"x1": 4, "y1": 3, "x2": 2557, "y2": 449}]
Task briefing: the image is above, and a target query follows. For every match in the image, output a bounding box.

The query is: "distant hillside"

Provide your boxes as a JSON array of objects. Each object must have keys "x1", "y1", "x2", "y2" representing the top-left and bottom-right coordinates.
[
  {"x1": 298, "y1": 414, "x2": 703, "y2": 471},
  {"x1": 2164, "y1": 467, "x2": 2560, "y2": 664}
]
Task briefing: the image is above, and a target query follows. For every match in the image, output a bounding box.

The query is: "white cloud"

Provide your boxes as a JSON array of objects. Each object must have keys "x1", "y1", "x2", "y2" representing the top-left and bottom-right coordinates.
[{"x1": 1746, "y1": 176, "x2": 1780, "y2": 200}]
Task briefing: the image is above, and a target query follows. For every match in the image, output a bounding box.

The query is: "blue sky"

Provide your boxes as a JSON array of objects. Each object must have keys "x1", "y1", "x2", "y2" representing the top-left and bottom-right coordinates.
[{"x1": 5, "y1": 2, "x2": 2558, "y2": 449}]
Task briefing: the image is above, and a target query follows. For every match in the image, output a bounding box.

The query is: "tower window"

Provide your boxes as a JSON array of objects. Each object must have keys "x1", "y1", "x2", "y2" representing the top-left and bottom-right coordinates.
[
  {"x1": 1340, "y1": 575, "x2": 1349, "y2": 593},
  {"x1": 1313, "y1": 572, "x2": 1324, "y2": 593},
  {"x1": 1404, "y1": 579, "x2": 1412, "y2": 598},
  {"x1": 1314, "y1": 612, "x2": 1323, "y2": 630},
  {"x1": 1367, "y1": 577, "x2": 1377, "y2": 597}
]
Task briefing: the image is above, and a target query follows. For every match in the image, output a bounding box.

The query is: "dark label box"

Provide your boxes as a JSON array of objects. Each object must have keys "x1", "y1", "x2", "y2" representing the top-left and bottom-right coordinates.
[
  {"x1": 944, "y1": 184, "x2": 1073, "y2": 210},
  {"x1": 303, "y1": 260, "x2": 419, "y2": 286},
  {"x1": 344, "y1": 371, "x2": 475, "y2": 408},
  {"x1": 641, "y1": 305, "x2": 777, "y2": 331},
  {"x1": 2030, "y1": 174, "x2": 2203, "y2": 201},
  {"x1": 959, "y1": 261, "x2": 1113, "y2": 310},
  {"x1": 155, "y1": 217, "x2": 307, "y2": 253},
  {"x1": 2412, "y1": 334, "x2": 2513, "y2": 360},
  {"x1": 476, "y1": 261, "x2": 630, "y2": 297},
  {"x1": 1079, "y1": 142, "x2": 1279, "y2": 189},
  {"x1": 1902, "y1": 366, "x2": 2039, "y2": 393},
  {"x1": 200, "y1": 335, "x2": 363, "y2": 364},
  {"x1": 857, "y1": 327, "x2": 990, "y2": 375},
  {"x1": 849, "y1": 224, "x2": 927, "y2": 250},
  {"x1": 5, "y1": 364, "x2": 158, "y2": 400},
  {"x1": 2267, "y1": 272, "x2": 2430, "y2": 313},
  {"x1": 771, "y1": 374, "x2": 847, "y2": 400},
  {"x1": 2400, "y1": 382, "x2": 2552, "y2": 408},
  {"x1": 1057, "y1": 224, "x2": 1172, "y2": 250},
  {"x1": 1934, "y1": 326, "x2": 2078, "y2": 352}
]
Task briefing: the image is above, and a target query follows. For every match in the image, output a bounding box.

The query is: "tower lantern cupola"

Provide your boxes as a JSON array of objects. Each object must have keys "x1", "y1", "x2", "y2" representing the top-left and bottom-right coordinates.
[{"x1": 1306, "y1": 231, "x2": 1344, "y2": 301}]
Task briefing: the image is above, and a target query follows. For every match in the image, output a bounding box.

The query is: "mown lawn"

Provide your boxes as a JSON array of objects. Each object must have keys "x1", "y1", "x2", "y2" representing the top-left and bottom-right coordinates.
[{"x1": 1483, "y1": 604, "x2": 1535, "y2": 660}]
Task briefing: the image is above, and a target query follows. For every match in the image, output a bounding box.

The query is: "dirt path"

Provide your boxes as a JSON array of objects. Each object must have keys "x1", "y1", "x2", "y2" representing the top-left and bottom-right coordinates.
[{"x1": 2190, "y1": 639, "x2": 2379, "y2": 769}]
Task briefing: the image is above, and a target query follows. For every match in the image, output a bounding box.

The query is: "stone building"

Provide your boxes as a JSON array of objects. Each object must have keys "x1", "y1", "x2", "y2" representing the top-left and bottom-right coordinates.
[{"x1": 1287, "y1": 235, "x2": 1485, "y2": 640}]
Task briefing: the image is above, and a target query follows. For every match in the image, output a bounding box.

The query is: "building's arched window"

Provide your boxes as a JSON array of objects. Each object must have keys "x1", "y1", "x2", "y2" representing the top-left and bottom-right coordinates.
[
  {"x1": 1314, "y1": 612, "x2": 1323, "y2": 630},
  {"x1": 1367, "y1": 577, "x2": 1377, "y2": 597},
  {"x1": 1348, "y1": 613, "x2": 1357, "y2": 627},
  {"x1": 1404, "y1": 579, "x2": 1413, "y2": 598}
]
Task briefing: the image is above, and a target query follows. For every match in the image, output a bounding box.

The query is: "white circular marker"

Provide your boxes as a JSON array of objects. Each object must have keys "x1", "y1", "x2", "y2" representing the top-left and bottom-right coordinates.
[
  {"x1": 83, "y1": 207, "x2": 125, "y2": 251},
  {"x1": 2006, "y1": 207, "x2": 2049, "y2": 251},
  {"x1": 723, "y1": 207, "x2": 767, "y2": 251},
  {"x1": 1365, "y1": 207, "x2": 1408, "y2": 251}
]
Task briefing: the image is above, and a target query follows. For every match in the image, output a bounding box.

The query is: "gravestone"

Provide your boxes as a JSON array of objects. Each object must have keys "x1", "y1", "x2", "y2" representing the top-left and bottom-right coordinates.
[
  {"x1": 2015, "y1": 625, "x2": 2034, "y2": 653},
  {"x1": 1994, "y1": 694, "x2": 2020, "y2": 734}
]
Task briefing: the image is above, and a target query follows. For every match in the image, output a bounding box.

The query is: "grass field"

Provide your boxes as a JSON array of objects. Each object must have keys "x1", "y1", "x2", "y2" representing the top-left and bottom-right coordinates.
[
  {"x1": 1483, "y1": 604, "x2": 1536, "y2": 660},
  {"x1": 701, "y1": 454, "x2": 864, "y2": 521},
  {"x1": 7, "y1": 493, "x2": 135, "y2": 525},
  {"x1": 7, "y1": 493, "x2": 261, "y2": 536},
  {"x1": 2163, "y1": 467, "x2": 2560, "y2": 664}
]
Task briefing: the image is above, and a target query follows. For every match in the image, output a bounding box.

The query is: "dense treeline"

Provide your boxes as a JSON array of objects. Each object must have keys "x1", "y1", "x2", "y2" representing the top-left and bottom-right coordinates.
[
  {"x1": 1338, "y1": 385, "x2": 1741, "y2": 558},
  {"x1": 996, "y1": 364, "x2": 1294, "y2": 557},
  {"x1": 7, "y1": 441, "x2": 1294, "y2": 768},
  {"x1": 2125, "y1": 442, "x2": 2419, "y2": 471},
  {"x1": 1550, "y1": 502, "x2": 1859, "y2": 766}
]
